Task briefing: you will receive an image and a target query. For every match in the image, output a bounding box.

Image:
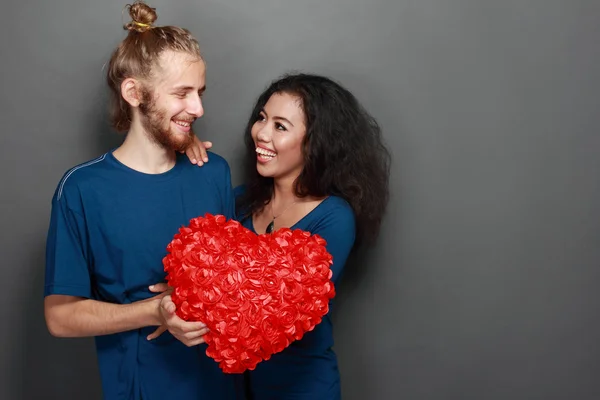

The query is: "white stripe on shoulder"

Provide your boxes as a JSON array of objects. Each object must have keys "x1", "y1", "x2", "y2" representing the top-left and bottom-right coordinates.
[{"x1": 57, "y1": 153, "x2": 107, "y2": 200}]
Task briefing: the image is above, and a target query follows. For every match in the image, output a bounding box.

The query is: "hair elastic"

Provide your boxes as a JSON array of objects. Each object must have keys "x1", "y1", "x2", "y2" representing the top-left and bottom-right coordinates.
[{"x1": 132, "y1": 21, "x2": 151, "y2": 28}]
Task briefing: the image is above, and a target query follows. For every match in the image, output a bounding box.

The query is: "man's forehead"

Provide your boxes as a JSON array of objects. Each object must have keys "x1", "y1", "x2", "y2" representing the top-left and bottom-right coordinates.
[{"x1": 154, "y1": 50, "x2": 205, "y2": 88}]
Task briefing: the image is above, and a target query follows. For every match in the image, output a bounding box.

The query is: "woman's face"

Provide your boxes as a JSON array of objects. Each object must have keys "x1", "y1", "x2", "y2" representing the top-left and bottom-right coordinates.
[{"x1": 250, "y1": 92, "x2": 307, "y2": 182}]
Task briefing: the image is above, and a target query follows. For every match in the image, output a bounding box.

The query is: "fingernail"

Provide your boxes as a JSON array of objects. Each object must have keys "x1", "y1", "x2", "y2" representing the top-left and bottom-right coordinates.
[
  {"x1": 149, "y1": 285, "x2": 154, "y2": 289},
  {"x1": 191, "y1": 159, "x2": 197, "y2": 164},
  {"x1": 203, "y1": 157, "x2": 208, "y2": 162}
]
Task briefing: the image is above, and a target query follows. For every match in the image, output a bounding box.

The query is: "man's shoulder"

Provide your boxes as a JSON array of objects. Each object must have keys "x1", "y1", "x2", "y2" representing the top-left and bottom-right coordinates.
[
  {"x1": 55, "y1": 153, "x2": 111, "y2": 201},
  {"x1": 202, "y1": 151, "x2": 229, "y2": 170},
  {"x1": 179, "y1": 151, "x2": 230, "y2": 176}
]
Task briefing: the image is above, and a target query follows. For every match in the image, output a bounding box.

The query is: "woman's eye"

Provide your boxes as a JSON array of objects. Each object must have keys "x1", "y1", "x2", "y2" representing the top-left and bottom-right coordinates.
[{"x1": 275, "y1": 123, "x2": 287, "y2": 131}]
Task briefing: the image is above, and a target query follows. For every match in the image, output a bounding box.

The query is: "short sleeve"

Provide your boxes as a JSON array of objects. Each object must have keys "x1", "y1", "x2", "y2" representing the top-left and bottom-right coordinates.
[
  {"x1": 44, "y1": 188, "x2": 92, "y2": 298},
  {"x1": 309, "y1": 201, "x2": 356, "y2": 284}
]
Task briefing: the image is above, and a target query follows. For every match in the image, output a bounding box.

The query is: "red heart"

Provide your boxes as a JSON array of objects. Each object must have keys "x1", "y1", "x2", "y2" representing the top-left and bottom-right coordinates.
[{"x1": 163, "y1": 214, "x2": 335, "y2": 373}]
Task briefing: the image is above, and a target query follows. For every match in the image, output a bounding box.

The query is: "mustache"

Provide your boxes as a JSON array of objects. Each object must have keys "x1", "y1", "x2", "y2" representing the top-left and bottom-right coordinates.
[{"x1": 173, "y1": 115, "x2": 196, "y2": 122}]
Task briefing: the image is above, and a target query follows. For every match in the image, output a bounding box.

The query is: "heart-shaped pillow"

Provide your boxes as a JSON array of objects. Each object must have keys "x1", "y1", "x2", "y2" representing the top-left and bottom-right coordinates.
[{"x1": 163, "y1": 214, "x2": 335, "y2": 373}]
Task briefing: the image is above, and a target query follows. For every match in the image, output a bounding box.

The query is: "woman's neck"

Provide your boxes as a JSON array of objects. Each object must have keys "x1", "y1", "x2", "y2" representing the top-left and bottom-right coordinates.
[{"x1": 272, "y1": 176, "x2": 298, "y2": 205}]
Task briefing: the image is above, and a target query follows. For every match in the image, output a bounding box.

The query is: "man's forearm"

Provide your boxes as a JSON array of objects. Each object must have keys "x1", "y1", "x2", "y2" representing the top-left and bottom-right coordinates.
[{"x1": 44, "y1": 295, "x2": 160, "y2": 338}]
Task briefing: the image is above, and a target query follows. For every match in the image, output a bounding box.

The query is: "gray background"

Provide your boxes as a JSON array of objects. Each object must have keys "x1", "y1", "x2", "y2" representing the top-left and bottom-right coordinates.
[{"x1": 1, "y1": 0, "x2": 599, "y2": 399}]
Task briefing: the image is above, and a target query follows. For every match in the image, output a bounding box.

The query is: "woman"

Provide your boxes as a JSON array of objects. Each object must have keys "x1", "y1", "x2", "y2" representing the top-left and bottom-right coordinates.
[{"x1": 184, "y1": 73, "x2": 391, "y2": 399}]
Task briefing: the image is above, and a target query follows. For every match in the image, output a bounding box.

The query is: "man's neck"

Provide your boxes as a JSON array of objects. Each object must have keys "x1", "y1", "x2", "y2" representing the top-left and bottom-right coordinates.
[{"x1": 112, "y1": 125, "x2": 177, "y2": 174}]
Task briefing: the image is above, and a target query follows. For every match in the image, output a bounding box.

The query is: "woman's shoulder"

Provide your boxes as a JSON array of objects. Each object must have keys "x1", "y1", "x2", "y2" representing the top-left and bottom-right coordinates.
[
  {"x1": 304, "y1": 195, "x2": 355, "y2": 233},
  {"x1": 320, "y1": 195, "x2": 354, "y2": 216}
]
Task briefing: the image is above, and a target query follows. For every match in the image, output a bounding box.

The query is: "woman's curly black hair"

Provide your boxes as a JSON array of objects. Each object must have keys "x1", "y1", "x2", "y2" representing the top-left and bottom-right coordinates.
[{"x1": 237, "y1": 73, "x2": 391, "y2": 246}]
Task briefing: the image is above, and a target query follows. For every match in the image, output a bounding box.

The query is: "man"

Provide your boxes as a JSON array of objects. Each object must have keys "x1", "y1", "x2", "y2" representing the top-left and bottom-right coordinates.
[{"x1": 43, "y1": 2, "x2": 240, "y2": 398}]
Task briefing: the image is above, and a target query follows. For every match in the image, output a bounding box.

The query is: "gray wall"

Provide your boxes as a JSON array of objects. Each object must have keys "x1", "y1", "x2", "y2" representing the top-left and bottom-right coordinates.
[{"x1": 1, "y1": 0, "x2": 599, "y2": 399}]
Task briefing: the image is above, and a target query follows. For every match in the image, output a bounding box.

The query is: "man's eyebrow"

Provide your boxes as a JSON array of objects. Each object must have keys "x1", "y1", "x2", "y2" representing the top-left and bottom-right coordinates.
[{"x1": 171, "y1": 85, "x2": 206, "y2": 92}]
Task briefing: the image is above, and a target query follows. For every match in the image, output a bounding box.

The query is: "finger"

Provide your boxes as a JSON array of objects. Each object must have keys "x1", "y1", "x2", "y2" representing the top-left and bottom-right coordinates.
[
  {"x1": 202, "y1": 141, "x2": 213, "y2": 149},
  {"x1": 183, "y1": 321, "x2": 208, "y2": 333},
  {"x1": 192, "y1": 146, "x2": 204, "y2": 166},
  {"x1": 188, "y1": 136, "x2": 206, "y2": 166},
  {"x1": 185, "y1": 146, "x2": 198, "y2": 165},
  {"x1": 193, "y1": 145, "x2": 204, "y2": 166},
  {"x1": 175, "y1": 319, "x2": 207, "y2": 333},
  {"x1": 185, "y1": 336, "x2": 207, "y2": 347},
  {"x1": 185, "y1": 136, "x2": 204, "y2": 165},
  {"x1": 160, "y1": 295, "x2": 177, "y2": 314},
  {"x1": 149, "y1": 283, "x2": 169, "y2": 293},
  {"x1": 191, "y1": 142, "x2": 201, "y2": 161},
  {"x1": 199, "y1": 141, "x2": 212, "y2": 162},
  {"x1": 147, "y1": 325, "x2": 167, "y2": 340},
  {"x1": 183, "y1": 327, "x2": 209, "y2": 341}
]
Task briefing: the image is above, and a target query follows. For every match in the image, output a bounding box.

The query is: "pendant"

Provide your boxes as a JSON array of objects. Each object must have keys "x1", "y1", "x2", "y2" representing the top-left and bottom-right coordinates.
[{"x1": 266, "y1": 220, "x2": 275, "y2": 234}]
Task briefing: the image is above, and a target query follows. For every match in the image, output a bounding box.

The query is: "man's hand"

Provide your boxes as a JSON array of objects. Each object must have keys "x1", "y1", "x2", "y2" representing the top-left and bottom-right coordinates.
[
  {"x1": 146, "y1": 292, "x2": 209, "y2": 346},
  {"x1": 142, "y1": 282, "x2": 172, "y2": 322},
  {"x1": 182, "y1": 136, "x2": 212, "y2": 166}
]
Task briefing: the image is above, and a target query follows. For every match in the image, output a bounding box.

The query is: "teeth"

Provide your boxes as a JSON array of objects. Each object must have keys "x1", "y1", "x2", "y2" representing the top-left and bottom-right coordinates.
[
  {"x1": 174, "y1": 120, "x2": 192, "y2": 127},
  {"x1": 256, "y1": 148, "x2": 276, "y2": 157}
]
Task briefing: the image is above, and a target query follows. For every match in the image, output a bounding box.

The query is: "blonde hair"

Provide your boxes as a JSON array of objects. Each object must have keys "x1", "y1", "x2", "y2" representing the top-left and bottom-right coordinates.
[{"x1": 107, "y1": 1, "x2": 202, "y2": 132}]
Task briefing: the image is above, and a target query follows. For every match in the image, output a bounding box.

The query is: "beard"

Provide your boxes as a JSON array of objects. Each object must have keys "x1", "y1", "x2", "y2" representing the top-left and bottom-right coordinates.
[{"x1": 138, "y1": 88, "x2": 195, "y2": 152}]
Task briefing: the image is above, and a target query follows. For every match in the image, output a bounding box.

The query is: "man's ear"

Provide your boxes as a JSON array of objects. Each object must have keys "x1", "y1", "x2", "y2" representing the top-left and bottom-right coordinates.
[{"x1": 121, "y1": 78, "x2": 143, "y2": 107}]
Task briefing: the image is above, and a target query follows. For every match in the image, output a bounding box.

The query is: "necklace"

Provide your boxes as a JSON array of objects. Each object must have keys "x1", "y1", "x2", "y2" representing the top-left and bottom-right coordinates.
[{"x1": 266, "y1": 199, "x2": 299, "y2": 234}]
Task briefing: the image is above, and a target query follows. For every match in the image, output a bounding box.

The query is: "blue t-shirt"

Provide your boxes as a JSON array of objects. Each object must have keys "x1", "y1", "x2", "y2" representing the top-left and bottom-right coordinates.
[
  {"x1": 45, "y1": 151, "x2": 241, "y2": 400},
  {"x1": 235, "y1": 187, "x2": 356, "y2": 400}
]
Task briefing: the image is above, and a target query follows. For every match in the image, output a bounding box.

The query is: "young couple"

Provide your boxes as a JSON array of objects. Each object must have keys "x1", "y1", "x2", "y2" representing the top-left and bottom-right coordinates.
[{"x1": 44, "y1": 1, "x2": 390, "y2": 399}]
